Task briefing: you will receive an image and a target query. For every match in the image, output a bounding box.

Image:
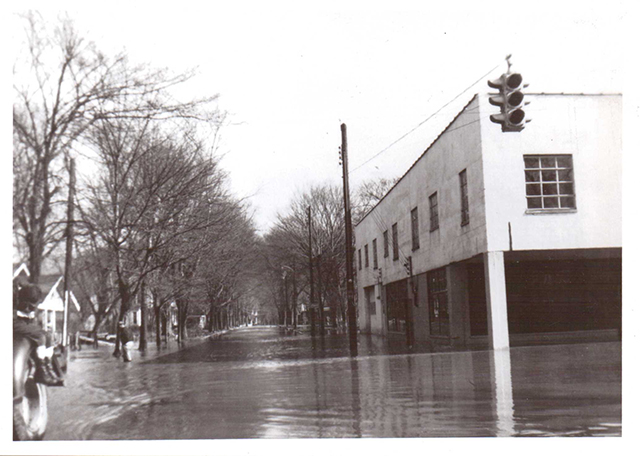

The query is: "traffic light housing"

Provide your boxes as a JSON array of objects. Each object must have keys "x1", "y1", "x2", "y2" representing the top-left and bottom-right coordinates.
[{"x1": 487, "y1": 72, "x2": 530, "y2": 132}]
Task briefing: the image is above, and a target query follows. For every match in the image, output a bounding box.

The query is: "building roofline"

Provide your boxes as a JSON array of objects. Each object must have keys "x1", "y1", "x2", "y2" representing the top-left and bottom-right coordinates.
[
  {"x1": 527, "y1": 92, "x2": 622, "y2": 96},
  {"x1": 355, "y1": 94, "x2": 478, "y2": 228},
  {"x1": 354, "y1": 91, "x2": 620, "y2": 229},
  {"x1": 13, "y1": 263, "x2": 30, "y2": 279}
]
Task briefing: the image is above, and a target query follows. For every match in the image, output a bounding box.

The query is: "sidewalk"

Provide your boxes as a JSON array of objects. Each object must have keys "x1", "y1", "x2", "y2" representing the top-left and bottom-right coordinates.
[{"x1": 68, "y1": 329, "x2": 231, "y2": 364}]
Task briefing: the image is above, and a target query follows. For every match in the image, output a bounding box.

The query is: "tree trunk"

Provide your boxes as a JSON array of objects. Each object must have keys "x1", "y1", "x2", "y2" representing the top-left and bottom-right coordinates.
[
  {"x1": 113, "y1": 317, "x2": 122, "y2": 357},
  {"x1": 292, "y1": 270, "x2": 298, "y2": 329},
  {"x1": 113, "y1": 278, "x2": 132, "y2": 356},
  {"x1": 26, "y1": 221, "x2": 45, "y2": 286},
  {"x1": 177, "y1": 299, "x2": 189, "y2": 343},
  {"x1": 155, "y1": 305, "x2": 162, "y2": 348},
  {"x1": 161, "y1": 310, "x2": 168, "y2": 343},
  {"x1": 91, "y1": 314, "x2": 103, "y2": 348},
  {"x1": 209, "y1": 302, "x2": 215, "y2": 331},
  {"x1": 138, "y1": 280, "x2": 147, "y2": 351}
]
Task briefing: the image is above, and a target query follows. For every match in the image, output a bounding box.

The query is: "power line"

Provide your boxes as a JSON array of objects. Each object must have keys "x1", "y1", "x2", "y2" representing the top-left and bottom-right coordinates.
[{"x1": 350, "y1": 62, "x2": 502, "y2": 174}]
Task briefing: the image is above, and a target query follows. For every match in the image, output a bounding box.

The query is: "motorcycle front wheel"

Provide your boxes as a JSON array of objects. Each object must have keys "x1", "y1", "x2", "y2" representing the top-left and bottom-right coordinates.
[{"x1": 13, "y1": 357, "x2": 48, "y2": 440}]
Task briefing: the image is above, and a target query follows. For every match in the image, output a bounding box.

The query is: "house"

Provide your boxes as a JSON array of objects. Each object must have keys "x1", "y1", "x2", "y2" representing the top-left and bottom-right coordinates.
[
  {"x1": 354, "y1": 92, "x2": 622, "y2": 350},
  {"x1": 13, "y1": 263, "x2": 82, "y2": 344}
]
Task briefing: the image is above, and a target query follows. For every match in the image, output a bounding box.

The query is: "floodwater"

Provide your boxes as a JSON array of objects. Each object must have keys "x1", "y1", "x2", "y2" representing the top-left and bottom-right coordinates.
[{"x1": 46, "y1": 326, "x2": 621, "y2": 439}]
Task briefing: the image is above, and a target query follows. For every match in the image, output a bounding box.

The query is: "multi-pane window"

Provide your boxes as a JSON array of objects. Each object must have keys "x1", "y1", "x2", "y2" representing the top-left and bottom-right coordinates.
[
  {"x1": 411, "y1": 207, "x2": 420, "y2": 250},
  {"x1": 429, "y1": 192, "x2": 439, "y2": 231},
  {"x1": 459, "y1": 169, "x2": 469, "y2": 226},
  {"x1": 383, "y1": 230, "x2": 389, "y2": 258},
  {"x1": 392, "y1": 223, "x2": 399, "y2": 261},
  {"x1": 524, "y1": 155, "x2": 576, "y2": 210},
  {"x1": 358, "y1": 249, "x2": 362, "y2": 270},
  {"x1": 364, "y1": 244, "x2": 369, "y2": 268},
  {"x1": 372, "y1": 238, "x2": 378, "y2": 269}
]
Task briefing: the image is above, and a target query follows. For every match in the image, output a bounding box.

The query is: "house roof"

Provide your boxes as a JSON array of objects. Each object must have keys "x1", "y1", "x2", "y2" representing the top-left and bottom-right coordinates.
[
  {"x1": 37, "y1": 274, "x2": 63, "y2": 294},
  {"x1": 12, "y1": 266, "x2": 81, "y2": 313},
  {"x1": 43, "y1": 276, "x2": 82, "y2": 312},
  {"x1": 13, "y1": 263, "x2": 30, "y2": 279}
]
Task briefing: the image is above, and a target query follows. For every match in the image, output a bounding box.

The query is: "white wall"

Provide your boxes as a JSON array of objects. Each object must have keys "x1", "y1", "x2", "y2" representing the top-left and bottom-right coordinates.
[
  {"x1": 479, "y1": 94, "x2": 622, "y2": 252},
  {"x1": 355, "y1": 96, "x2": 487, "y2": 290},
  {"x1": 355, "y1": 96, "x2": 487, "y2": 330},
  {"x1": 355, "y1": 93, "x2": 622, "y2": 333}
]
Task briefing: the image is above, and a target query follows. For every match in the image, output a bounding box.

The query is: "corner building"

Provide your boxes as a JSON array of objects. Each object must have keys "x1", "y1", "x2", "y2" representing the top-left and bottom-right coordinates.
[{"x1": 355, "y1": 93, "x2": 622, "y2": 350}]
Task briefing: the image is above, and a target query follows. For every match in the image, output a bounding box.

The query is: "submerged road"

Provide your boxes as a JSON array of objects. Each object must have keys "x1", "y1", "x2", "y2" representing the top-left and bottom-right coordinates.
[{"x1": 46, "y1": 326, "x2": 621, "y2": 439}]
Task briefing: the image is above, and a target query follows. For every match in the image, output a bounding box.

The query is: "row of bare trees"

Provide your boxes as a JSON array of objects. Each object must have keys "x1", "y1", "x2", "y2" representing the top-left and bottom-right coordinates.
[
  {"x1": 13, "y1": 12, "x2": 259, "y2": 351},
  {"x1": 257, "y1": 177, "x2": 398, "y2": 330},
  {"x1": 13, "y1": 13, "x2": 400, "y2": 350}
]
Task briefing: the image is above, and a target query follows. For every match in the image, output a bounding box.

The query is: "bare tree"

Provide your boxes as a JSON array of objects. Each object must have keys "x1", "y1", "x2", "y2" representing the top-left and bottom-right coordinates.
[
  {"x1": 82, "y1": 117, "x2": 224, "y2": 354},
  {"x1": 13, "y1": 12, "x2": 220, "y2": 283},
  {"x1": 261, "y1": 184, "x2": 348, "y2": 328},
  {"x1": 353, "y1": 177, "x2": 399, "y2": 225},
  {"x1": 70, "y1": 244, "x2": 119, "y2": 347},
  {"x1": 184, "y1": 201, "x2": 258, "y2": 334}
]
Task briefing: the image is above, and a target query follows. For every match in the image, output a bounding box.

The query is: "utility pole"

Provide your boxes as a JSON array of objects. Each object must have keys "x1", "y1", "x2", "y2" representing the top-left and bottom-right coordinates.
[
  {"x1": 62, "y1": 158, "x2": 75, "y2": 348},
  {"x1": 292, "y1": 265, "x2": 298, "y2": 330},
  {"x1": 317, "y1": 254, "x2": 325, "y2": 336},
  {"x1": 340, "y1": 123, "x2": 358, "y2": 352},
  {"x1": 308, "y1": 206, "x2": 316, "y2": 336},
  {"x1": 283, "y1": 272, "x2": 289, "y2": 327}
]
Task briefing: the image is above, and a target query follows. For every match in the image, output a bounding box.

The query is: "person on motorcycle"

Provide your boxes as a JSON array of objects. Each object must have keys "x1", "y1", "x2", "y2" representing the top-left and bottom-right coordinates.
[{"x1": 13, "y1": 280, "x2": 64, "y2": 387}]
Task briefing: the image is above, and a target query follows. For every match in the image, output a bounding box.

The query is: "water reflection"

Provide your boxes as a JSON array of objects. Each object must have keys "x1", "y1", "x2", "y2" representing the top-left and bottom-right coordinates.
[
  {"x1": 349, "y1": 359, "x2": 362, "y2": 438},
  {"x1": 491, "y1": 349, "x2": 514, "y2": 436},
  {"x1": 46, "y1": 328, "x2": 621, "y2": 439}
]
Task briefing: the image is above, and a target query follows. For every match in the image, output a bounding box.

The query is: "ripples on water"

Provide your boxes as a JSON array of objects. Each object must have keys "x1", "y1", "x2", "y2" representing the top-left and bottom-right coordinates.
[{"x1": 47, "y1": 327, "x2": 622, "y2": 439}]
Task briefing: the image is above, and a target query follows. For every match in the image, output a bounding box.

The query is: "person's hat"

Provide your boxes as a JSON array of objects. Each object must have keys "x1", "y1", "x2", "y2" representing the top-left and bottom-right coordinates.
[{"x1": 18, "y1": 283, "x2": 42, "y2": 307}]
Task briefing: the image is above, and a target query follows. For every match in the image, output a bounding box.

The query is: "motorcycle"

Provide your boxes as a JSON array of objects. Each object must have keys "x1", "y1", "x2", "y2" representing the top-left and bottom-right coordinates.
[{"x1": 13, "y1": 336, "x2": 66, "y2": 440}]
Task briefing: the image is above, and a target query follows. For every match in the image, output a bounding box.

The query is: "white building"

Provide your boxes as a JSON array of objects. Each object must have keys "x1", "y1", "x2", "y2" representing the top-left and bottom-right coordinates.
[{"x1": 355, "y1": 92, "x2": 622, "y2": 350}]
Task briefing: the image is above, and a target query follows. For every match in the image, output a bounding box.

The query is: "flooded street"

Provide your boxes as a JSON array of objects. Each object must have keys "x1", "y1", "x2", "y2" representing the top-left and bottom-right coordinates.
[{"x1": 46, "y1": 327, "x2": 621, "y2": 439}]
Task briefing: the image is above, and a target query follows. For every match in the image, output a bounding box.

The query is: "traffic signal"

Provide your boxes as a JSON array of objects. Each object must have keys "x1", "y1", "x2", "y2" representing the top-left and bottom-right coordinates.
[
  {"x1": 404, "y1": 256, "x2": 413, "y2": 277},
  {"x1": 487, "y1": 72, "x2": 530, "y2": 132}
]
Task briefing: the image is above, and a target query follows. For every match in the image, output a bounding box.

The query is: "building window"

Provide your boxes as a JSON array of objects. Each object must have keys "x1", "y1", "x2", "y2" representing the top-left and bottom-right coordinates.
[
  {"x1": 383, "y1": 230, "x2": 389, "y2": 258},
  {"x1": 411, "y1": 207, "x2": 420, "y2": 251},
  {"x1": 428, "y1": 267, "x2": 449, "y2": 336},
  {"x1": 372, "y1": 238, "x2": 378, "y2": 269},
  {"x1": 364, "y1": 244, "x2": 369, "y2": 268},
  {"x1": 392, "y1": 223, "x2": 399, "y2": 261},
  {"x1": 358, "y1": 249, "x2": 362, "y2": 270},
  {"x1": 459, "y1": 169, "x2": 469, "y2": 226},
  {"x1": 524, "y1": 155, "x2": 576, "y2": 210},
  {"x1": 429, "y1": 192, "x2": 439, "y2": 231}
]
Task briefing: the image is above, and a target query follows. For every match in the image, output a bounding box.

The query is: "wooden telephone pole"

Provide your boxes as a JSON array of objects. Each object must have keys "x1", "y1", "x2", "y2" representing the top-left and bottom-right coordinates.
[
  {"x1": 340, "y1": 124, "x2": 358, "y2": 352},
  {"x1": 308, "y1": 206, "x2": 316, "y2": 336},
  {"x1": 62, "y1": 158, "x2": 76, "y2": 348}
]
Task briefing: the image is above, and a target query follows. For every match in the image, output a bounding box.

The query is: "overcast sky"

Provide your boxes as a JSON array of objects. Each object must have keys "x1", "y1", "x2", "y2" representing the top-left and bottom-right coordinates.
[
  {"x1": 9, "y1": 1, "x2": 628, "y2": 234},
  {"x1": 4, "y1": 1, "x2": 638, "y2": 453}
]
